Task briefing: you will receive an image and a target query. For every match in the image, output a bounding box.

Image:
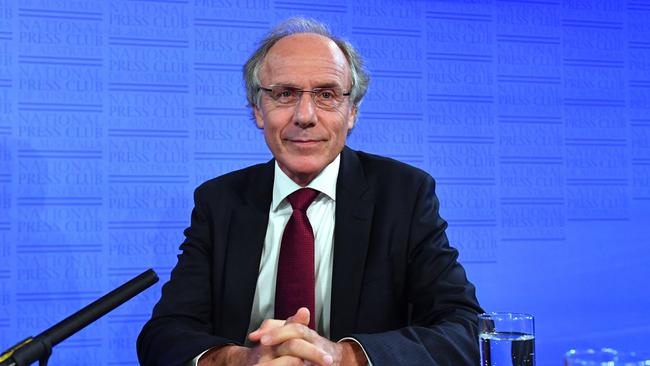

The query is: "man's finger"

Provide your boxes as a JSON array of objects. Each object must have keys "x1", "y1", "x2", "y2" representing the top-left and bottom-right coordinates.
[
  {"x1": 273, "y1": 338, "x2": 333, "y2": 366},
  {"x1": 251, "y1": 307, "x2": 311, "y2": 342},
  {"x1": 253, "y1": 354, "x2": 305, "y2": 366},
  {"x1": 249, "y1": 319, "x2": 286, "y2": 342},
  {"x1": 285, "y1": 307, "x2": 310, "y2": 326},
  {"x1": 260, "y1": 323, "x2": 317, "y2": 346}
]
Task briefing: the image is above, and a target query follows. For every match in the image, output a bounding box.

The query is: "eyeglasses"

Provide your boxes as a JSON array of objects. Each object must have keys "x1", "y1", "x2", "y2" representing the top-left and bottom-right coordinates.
[{"x1": 258, "y1": 85, "x2": 351, "y2": 110}]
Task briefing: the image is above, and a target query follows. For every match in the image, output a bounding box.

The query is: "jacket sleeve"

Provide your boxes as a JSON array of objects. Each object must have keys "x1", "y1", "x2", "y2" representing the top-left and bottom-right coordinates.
[
  {"x1": 352, "y1": 174, "x2": 484, "y2": 366},
  {"x1": 136, "y1": 187, "x2": 237, "y2": 366}
]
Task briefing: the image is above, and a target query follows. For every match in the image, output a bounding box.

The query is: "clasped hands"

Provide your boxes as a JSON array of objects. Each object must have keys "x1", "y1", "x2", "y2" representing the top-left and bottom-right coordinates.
[{"x1": 199, "y1": 307, "x2": 365, "y2": 366}]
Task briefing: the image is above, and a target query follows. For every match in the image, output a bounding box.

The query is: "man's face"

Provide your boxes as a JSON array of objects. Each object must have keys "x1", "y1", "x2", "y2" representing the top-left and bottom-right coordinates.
[{"x1": 253, "y1": 33, "x2": 357, "y2": 186}]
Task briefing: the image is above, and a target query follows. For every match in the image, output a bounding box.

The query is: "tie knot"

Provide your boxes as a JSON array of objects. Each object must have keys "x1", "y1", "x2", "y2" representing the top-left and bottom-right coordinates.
[{"x1": 287, "y1": 188, "x2": 319, "y2": 212}]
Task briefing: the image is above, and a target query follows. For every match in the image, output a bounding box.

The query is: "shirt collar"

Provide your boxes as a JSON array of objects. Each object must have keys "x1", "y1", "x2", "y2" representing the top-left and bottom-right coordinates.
[{"x1": 271, "y1": 154, "x2": 340, "y2": 212}]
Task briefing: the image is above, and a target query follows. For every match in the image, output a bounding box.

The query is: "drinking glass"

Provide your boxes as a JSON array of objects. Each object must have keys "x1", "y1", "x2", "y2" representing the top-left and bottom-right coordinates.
[
  {"x1": 616, "y1": 351, "x2": 650, "y2": 366},
  {"x1": 564, "y1": 348, "x2": 618, "y2": 365},
  {"x1": 479, "y1": 312, "x2": 535, "y2": 366}
]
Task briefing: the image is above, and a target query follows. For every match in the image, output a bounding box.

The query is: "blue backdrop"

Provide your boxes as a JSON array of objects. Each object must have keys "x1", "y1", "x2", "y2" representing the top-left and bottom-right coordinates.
[{"x1": 1, "y1": 0, "x2": 649, "y2": 364}]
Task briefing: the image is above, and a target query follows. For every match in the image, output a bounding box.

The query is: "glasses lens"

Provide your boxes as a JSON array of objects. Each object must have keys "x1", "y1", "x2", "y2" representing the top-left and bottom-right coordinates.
[
  {"x1": 314, "y1": 88, "x2": 343, "y2": 108},
  {"x1": 269, "y1": 86, "x2": 298, "y2": 104}
]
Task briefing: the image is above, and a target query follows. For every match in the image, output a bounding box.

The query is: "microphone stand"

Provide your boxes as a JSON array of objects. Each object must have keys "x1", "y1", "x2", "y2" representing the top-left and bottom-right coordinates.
[{"x1": 0, "y1": 269, "x2": 159, "y2": 366}]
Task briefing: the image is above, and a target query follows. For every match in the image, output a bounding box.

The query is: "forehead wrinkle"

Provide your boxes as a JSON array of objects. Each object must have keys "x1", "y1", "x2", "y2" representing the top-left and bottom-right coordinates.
[
  {"x1": 259, "y1": 33, "x2": 351, "y2": 88},
  {"x1": 262, "y1": 64, "x2": 348, "y2": 88}
]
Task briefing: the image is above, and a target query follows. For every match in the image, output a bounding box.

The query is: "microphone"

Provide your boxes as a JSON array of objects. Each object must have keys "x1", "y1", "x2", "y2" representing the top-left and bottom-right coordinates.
[{"x1": 0, "y1": 269, "x2": 159, "y2": 366}]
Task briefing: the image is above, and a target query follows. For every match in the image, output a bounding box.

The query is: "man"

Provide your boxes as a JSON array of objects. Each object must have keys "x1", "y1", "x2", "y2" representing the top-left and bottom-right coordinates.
[{"x1": 137, "y1": 18, "x2": 482, "y2": 366}]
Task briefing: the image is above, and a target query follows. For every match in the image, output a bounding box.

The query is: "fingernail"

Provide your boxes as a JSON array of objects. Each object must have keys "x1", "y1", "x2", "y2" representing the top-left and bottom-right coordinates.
[{"x1": 324, "y1": 354, "x2": 333, "y2": 364}]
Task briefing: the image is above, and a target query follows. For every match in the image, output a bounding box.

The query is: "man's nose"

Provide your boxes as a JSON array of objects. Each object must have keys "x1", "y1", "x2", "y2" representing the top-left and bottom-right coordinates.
[{"x1": 293, "y1": 92, "x2": 317, "y2": 127}]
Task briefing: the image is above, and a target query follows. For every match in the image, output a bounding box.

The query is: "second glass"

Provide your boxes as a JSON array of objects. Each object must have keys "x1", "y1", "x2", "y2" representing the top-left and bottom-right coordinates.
[
  {"x1": 564, "y1": 348, "x2": 617, "y2": 365},
  {"x1": 565, "y1": 349, "x2": 650, "y2": 366}
]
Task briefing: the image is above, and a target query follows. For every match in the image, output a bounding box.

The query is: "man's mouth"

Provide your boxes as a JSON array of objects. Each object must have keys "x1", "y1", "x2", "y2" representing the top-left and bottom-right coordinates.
[
  {"x1": 285, "y1": 138, "x2": 325, "y2": 148},
  {"x1": 289, "y1": 139, "x2": 320, "y2": 144}
]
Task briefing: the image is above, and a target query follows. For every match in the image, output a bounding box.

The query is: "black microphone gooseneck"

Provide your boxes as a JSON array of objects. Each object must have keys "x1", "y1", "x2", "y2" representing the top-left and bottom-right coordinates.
[{"x1": 0, "y1": 269, "x2": 159, "y2": 366}]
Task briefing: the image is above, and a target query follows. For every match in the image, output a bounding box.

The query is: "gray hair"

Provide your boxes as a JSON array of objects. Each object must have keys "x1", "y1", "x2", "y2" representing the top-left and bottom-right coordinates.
[{"x1": 243, "y1": 17, "x2": 370, "y2": 112}]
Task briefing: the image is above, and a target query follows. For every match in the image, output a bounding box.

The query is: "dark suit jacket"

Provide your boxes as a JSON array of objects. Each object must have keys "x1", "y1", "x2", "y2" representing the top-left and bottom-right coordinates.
[{"x1": 137, "y1": 147, "x2": 483, "y2": 366}]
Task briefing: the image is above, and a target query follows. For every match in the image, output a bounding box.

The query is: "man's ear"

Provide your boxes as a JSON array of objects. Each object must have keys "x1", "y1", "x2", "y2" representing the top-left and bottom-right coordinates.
[
  {"x1": 253, "y1": 105, "x2": 264, "y2": 129},
  {"x1": 347, "y1": 105, "x2": 358, "y2": 130}
]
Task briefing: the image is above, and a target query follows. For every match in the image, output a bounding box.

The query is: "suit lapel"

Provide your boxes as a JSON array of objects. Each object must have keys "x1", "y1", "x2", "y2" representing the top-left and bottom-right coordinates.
[
  {"x1": 330, "y1": 147, "x2": 375, "y2": 340},
  {"x1": 221, "y1": 160, "x2": 274, "y2": 343}
]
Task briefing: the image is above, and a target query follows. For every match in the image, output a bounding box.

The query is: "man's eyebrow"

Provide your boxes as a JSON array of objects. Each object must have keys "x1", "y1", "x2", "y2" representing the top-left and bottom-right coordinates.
[
  {"x1": 311, "y1": 81, "x2": 345, "y2": 88},
  {"x1": 269, "y1": 82, "x2": 300, "y2": 87},
  {"x1": 269, "y1": 81, "x2": 343, "y2": 89}
]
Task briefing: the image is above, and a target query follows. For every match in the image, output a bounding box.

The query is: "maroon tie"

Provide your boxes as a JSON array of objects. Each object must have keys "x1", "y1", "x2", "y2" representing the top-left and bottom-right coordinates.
[{"x1": 275, "y1": 188, "x2": 319, "y2": 330}]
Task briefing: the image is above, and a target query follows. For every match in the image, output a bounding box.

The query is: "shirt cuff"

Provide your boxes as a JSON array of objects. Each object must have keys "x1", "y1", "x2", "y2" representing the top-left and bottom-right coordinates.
[
  {"x1": 338, "y1": 337, "x2": 373, "y2": 366},
  {"x1": 189, "y1": 348, "x2": 211, "y2": 366}
]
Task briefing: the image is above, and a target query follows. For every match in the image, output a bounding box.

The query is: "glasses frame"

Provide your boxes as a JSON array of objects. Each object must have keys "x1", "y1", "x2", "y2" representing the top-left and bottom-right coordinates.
[{"x1": 258, "y1": 84, "x2": 351, "y2": 110}]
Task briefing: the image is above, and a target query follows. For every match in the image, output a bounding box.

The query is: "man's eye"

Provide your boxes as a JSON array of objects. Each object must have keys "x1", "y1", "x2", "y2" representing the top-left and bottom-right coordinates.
[
  {"x1": 272, "y1": 88, "x2": 295, "y2": 99},
  {"x1": 279, "y1": 90, "x2": 293, "y2": 98},
  {"x1": 318, "y1": 90, "x2": 334, "y2": 99}
]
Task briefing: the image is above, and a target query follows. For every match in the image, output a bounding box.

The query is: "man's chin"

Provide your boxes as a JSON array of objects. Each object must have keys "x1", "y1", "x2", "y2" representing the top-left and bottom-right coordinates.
[{"x1": 278, "y1": 159, "x2": 330, "y2": 185}]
